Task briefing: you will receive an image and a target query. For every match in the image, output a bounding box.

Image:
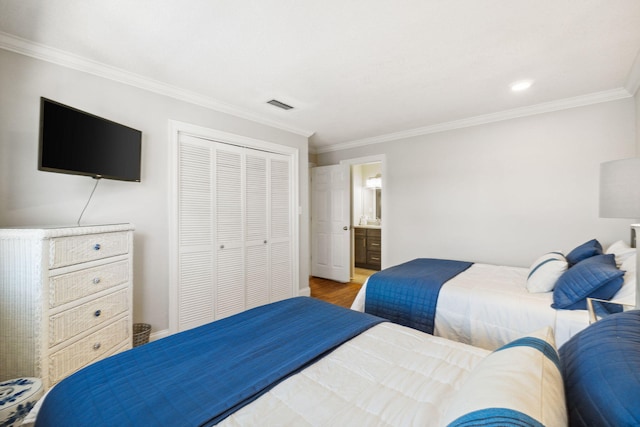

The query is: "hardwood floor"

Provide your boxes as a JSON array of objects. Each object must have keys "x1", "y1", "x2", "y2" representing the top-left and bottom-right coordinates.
[
  {"x1": 309, "y1": 276, "x2": 363, "y2": 308},
  {"x1": 309, "y1": 268, "x2": 377, "y2": 308}
]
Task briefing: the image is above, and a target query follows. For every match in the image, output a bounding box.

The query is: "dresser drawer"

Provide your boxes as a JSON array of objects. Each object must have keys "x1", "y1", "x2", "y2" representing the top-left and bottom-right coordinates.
[
  {"x1": 367, "y1": 228, "x2": 381, "y2": 239},
  {"x1": 49, "y1": 231, "x2": 129, "y2": 269},
  {"x1": 367, "y1": 237, "x2": 381, "y2": 251},
  {"x1": 367, "y1": 251, "x2": 381, "y2": 266},
  {"x1": 48, "y1": 289, "x2": 129, "y2": 347},
  {"x1": 49, "y1": 260, "x2": 129, "y2": 308},
  {"x1": 48, "y1": 317, "x2": 130, "y2": 386}
]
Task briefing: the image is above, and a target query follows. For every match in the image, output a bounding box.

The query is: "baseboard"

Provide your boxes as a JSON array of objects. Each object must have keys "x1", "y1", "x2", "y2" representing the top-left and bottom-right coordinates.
[
  {"x1": 149, "y1": 329, "x2": 170, "y2": 342},
  {"x1": 149, "y1": 290, "x2": 311, "y2": 342},
  {"x1": 299, "y1": 286, "x2": 311, "y2": 297}
]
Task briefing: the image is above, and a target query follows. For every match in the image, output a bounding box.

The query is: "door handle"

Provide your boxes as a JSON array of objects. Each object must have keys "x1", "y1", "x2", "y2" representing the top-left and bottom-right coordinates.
[{"x1": 343, "y1": 226, "x2": 348, "y2": 230}]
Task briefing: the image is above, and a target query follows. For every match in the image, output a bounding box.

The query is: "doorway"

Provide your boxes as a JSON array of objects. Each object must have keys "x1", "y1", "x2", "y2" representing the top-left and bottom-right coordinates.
[
  {"x1": 350, "y1": 161, "x2": 382, "y2": 284},
  {"x1": 339, "y1": 155, "x2": 385, "y2": 284},
  {"x1": 310, "y1": 155, "x2": 385, "y2": 285}
]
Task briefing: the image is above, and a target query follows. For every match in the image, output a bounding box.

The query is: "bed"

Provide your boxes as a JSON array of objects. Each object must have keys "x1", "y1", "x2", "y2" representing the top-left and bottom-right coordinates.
[
  {"x1": 29, "y1": 296, "x2": 640, "y2": 427},
  {"x1": 351, "y1": 239, "x2": 637, "y2": 350}
]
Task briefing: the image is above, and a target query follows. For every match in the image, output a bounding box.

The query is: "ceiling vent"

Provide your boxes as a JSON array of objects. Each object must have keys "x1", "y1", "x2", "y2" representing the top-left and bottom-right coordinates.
[{"x1": 267, "y1": 99, "x2": 294, "y2": 110}]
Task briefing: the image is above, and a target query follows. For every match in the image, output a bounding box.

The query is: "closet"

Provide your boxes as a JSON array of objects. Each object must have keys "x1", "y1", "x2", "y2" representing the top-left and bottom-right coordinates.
[{"x1": 173, "y1": 132, "x2": 296, "y2": 332}]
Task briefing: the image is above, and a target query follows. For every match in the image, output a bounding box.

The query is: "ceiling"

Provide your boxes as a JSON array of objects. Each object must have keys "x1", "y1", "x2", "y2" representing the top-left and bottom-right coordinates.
[{"x1": 1, "y1": 1, "x2": 640, "y2": 152}]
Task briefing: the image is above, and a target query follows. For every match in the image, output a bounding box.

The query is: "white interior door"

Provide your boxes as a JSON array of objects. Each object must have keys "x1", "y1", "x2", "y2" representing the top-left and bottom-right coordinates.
[
  {"x1": 311, "y1": 164, "x2": 350, "y2": 282},
  {"x1": 214, "y1": 144, "x2": 246, "y2": 320},
  {"x1": 269, "y1": 155, "x2": 293, "y2": 302},
  {"x1": 176, "y1": 135, "x2": 215, "y2": 331}
]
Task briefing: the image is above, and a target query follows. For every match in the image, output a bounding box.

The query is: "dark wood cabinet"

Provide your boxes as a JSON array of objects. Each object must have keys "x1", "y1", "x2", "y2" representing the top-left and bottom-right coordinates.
[
  {"x1": 354, "y1": 228, "x2": 367, "y2": 265},
  {"x1": 354, "y1": 227, "x2": 381, "y2": 270}
]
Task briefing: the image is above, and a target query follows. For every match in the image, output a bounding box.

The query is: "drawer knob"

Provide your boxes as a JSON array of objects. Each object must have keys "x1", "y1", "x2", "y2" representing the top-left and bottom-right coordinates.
[
  {"x1": 93, "y1": 343, "x2": 101, "y2": 350},
  {"x1": 220, "y1": 244, "x2": 225, "y2": 249},
  {"x1": 94, "y1": 310, "x2": 102, "y2": 317},
  {"x1": 93, "y1": 243, "x2": 101, "y2": 251},
  {"x1": 93, "y1": 277, "x2": 101, "y2": 285}
]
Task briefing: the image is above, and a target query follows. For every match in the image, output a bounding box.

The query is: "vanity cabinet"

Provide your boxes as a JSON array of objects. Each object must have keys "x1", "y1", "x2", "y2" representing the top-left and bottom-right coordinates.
[
  {"x1": 354, "y1": 227, "x2": 381, "y2": 271},
  {"x1": 354, "y1": 228, "x2": 367, "y2": 266},
  {"x1": 0, "y1": 224, "x2": 134, "y2": 389}
]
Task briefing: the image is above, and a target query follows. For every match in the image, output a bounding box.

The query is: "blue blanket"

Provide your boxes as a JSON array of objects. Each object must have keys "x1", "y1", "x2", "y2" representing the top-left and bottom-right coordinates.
[
  {"x1": 36, "y1": 297, "x2": 385, "y2": 427},
  {"x1": 559, "y1": 310, "x2": 640, "y2": 426},
  {"x1": 365, "y1": 258, "x2": 473, "y2": 334}
]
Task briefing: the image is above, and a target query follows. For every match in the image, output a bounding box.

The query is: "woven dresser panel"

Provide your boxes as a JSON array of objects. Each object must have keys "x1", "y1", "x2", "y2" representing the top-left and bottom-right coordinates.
[
  {"x1": 49, "y1": 260, "x2": 129, "y2": 309},
  {"x1": 48, "y1": 289, "x2": 129, "y2": 347},
  {"x1": 48, "y1": 317, "x2": 130, "y2": 385},
  {"x1": 0, "y1": 237, "x2": 42, "y2": 380},
  {"x1": 49, "y1": 232, "x2": 129, "y2": 269}
]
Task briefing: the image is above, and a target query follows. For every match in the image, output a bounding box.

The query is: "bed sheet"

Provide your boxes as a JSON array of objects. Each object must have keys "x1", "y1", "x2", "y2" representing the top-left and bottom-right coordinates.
[
  {"x1": 351, "y1": 263, "x2": 591, "y2": 350},
  {"x1": 220, "y1": 322, "x2": 489, "y2": 426}
]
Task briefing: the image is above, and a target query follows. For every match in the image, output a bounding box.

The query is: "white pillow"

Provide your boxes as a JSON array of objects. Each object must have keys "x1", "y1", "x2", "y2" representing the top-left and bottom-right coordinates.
[
  {"x1": 526, "y1": 252, "x2": 568, "y2": 293},
  {"x1": 443, "y1": 327, "x2": 567, "y2": 427},
  {"x1": 611, "y1": 253, "x2": 636, "y2": 304},
  {"x1": 605, "y1": 240, "x2": 636, "y2": 268},
  {"x1": 621, "y1": 251, "x2": 637, "y2": 273}
]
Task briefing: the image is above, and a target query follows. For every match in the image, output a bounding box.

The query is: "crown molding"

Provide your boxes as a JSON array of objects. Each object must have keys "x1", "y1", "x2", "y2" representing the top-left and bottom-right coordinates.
[
  {"x1": 316, "y1": 88, "x2": 633, "y2": 154},
  {"x1": 0, "y1": 31, "x2": 315, "y2": 138},
  {"x1": 3, "y1": 31, "x2": 632, "y2": 150},
  {"x1": 625, "y1": 48, "x2": 640, "y2": 96}
]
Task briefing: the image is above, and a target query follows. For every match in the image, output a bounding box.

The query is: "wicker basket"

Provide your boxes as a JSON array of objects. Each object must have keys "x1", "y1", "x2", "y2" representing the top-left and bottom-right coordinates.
[{"x1": 132, "y1": 323, "x2": 151, "y2": 347}]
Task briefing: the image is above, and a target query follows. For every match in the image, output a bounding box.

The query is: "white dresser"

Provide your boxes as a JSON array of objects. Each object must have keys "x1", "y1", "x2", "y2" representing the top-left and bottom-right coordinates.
[{"x1": 0, "y1": 224, "x2": 134, "y2": 389}]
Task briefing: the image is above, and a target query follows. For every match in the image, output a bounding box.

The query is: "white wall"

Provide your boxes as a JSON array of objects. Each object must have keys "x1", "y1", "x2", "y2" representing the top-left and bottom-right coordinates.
[
  {"x1": 636, "y1": 89, "x2": 640, "y2": 153},
  {"x1": 0, "y1": 49, "x2": 310, "y2": 333},
  {"x1": 318, "y1": 99, "x2": 636, "y2": 268}
]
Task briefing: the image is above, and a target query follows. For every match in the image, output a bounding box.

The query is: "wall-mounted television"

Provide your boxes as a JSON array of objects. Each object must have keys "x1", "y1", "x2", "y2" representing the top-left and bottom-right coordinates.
[{"x1": 39, "y1": 97, "x2": 142, "y2": 182}]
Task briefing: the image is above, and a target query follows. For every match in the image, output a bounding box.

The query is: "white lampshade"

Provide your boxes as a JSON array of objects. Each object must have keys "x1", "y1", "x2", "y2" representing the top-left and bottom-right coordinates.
[
  {"x1": 602, "y1": 159, "x2": 640, "y2": 309},
  {"x1": 599, "y1": 158, "x2": 640, "y2": 218}
]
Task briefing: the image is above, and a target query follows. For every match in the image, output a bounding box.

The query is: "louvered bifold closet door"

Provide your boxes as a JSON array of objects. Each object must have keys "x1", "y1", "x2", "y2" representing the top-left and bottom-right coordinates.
[
  {"x1": 269, "y1": 155, "x2": 292, "y2": 302},
  {"x1": 215, "y1": 144, "x2": 246, "y2": 320},
  {"x1": 177, "y1": 135, "x2": 215, "y2": 331},
  {"x1": 176, "y1": 133, "x2": 295, "y2": 330},
  {"x1": 245, "y1": 153, "x2": 269, "y2": 309}
]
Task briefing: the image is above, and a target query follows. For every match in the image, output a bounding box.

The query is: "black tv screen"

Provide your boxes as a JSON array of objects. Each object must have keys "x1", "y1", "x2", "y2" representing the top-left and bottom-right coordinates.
[{"x1": 39, "y1": 98, "x2": 142, "y2": 182}]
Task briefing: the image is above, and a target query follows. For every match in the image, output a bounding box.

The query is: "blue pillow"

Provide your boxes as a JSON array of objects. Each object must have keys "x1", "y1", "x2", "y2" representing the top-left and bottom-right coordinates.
[
  {"x1": 565, "y1": 239, "x2": 602, "y2": 266},
  {"x1": 552, "y1": 254, "x2": 624, "y2": 310},
  {"x1": 559, "y1": 310, "x2": 640, "y2": 427}
]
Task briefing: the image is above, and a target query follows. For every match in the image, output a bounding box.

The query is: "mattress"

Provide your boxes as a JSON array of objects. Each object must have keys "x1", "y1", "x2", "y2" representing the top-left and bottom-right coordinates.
[
  {"x1": 220, "y1": 322, "x2": 489, "y2": 426},
  {"x1": 351, "y1": 263, "x2": 590, "y2": 350}
]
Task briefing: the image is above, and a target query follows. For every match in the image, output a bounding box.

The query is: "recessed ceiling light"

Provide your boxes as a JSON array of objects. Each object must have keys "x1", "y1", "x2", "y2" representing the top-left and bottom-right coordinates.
[{"x1": 510, "y1": 80, "x2": 533, "y2": 92}]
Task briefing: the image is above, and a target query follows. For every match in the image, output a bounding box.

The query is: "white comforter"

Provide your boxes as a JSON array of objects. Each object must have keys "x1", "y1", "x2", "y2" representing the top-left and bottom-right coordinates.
[
  {"x1": 220, "y1": 322, "x2": 489, "y2": 426},
  {"x1": 26, "y1": 321, "x2": 488, "y2": 427},
  {"x1": 351, "y1": 263, "x2": 590, "y2": 350}
]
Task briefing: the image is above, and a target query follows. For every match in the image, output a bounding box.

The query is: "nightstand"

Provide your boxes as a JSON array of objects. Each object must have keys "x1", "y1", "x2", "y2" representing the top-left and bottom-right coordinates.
[{"x1": 586, "y1": 298, "x2": 635, "y2": 324}]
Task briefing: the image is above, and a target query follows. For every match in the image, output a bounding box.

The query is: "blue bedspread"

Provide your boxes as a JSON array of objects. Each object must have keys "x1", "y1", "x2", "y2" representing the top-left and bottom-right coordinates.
[
  {"x1": 365, "y1": 258, "x2": 473, "y2": 334},
  {"x1": 36, "y1": 297, "x2": 384, "y2": 427},
  {"x1": 560, "y1": 310, "x2": 640, "y2": 426}
]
